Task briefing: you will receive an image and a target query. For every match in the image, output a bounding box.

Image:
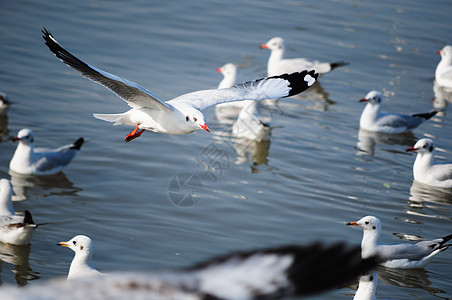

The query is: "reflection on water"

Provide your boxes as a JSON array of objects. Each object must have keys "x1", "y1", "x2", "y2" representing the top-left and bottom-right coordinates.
[
  {"x1": 356, "y1": 129, "x2": 418, "y2": 156},
  {"x1": 377, "y1": 267, "x2": 447, "y2": 299},
  {"x1": 292, "y1": 82, "x2": 336, "y2": 111},
  {"x1": 0, "y1": 243, "x2": 39, "y2": 286},
  {"x1": 233, "y1": 139, "x2": 271, "y2": 171},
  {"x1": 407, "y1": 180, "x2": 452, "y2": 220},
  {"x1": 432, "y1": 81, "x2": 452, "y2": 117},
  {"x1": 9, "y1": 171, "x2": 82, "y2": 202}
]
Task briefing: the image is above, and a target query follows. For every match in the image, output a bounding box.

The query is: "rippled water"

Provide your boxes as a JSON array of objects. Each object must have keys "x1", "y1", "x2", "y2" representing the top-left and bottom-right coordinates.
[{"x1": 0, "y1": 0, "x2": 451, "y2": 299}]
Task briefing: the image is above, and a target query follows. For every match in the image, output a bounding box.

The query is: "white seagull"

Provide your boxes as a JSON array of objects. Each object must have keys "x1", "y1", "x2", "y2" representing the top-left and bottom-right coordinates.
[
  {"x1": 353, "y1": 271, "x2": 378, "y2": 300},
  {"x1": 435, "y1": 45, "x2": 452, "y2": 89},
  {"x1": 359, "y1": 91, "x2": 437, "y2": 133},
  {"x1": 406, "y1": 138, "x2": 452, "y2": 188},
  {"x1": 9, "y1": 128, "x2": 84, "y2": 175},
  {"x1": 0, "y1": 92, "x2": 11, "y2": 109},
  {"x1": 0, "y1": 242, "x2": 379, "y2": 299},
  {"x1": 43, "y1": 29, "x2": 318, "y2": 142},
  {"x1": 215, "y1": 63, "x2": 247, "y2": 116},
  {"x1": 347, "y1": 215, "x2": 452, "y2": 269},
  {"x1": 0, "y1": 179, "x2": 37, "y2": 245},
  {"x1": 260, "y1": 37, "x2": 348, "y2": 77},
  {"x1": 58, "y1": 235, "x2": 103, "y2": 280}
]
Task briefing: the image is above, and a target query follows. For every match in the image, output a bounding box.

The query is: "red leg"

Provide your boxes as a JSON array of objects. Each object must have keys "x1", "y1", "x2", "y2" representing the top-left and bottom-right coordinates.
[{"x1": 125, "y1": 125, "x2": 146, "y2": 142}]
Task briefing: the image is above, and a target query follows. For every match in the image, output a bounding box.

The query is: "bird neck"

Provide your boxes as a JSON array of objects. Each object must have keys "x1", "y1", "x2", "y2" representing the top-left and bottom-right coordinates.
[
  {"x1": 361, "y1": 230, "x2": 380, "y2": 258},
  {"x1": 218, "y1": 74, "x2": 236, "y2": 89},
  {"x1": 354, "y1": 277, "x2": 377, "y2": 300},
  {"x1": 360, "y1": 103, "x2": 380, "y2": 127},
  {"x1": 436, "y1": 55, "x2": 452, "y2": 76},
  {"x1": 0, "y1": 195, "x2": 14, "y2": 216},
  {"x1": 413, "y1": 151, "x2": 434, "y2": 180},
  {"x1": 69, "y1": 251, "x2": 95, "y2": 276},
  {"x1": 268, "y1": 48, "x2": 284, "y2": 73}
]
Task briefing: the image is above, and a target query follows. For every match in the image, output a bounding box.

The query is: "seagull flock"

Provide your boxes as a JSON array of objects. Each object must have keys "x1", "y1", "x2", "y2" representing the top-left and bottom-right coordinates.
[{"x1": 0, "y1": 27, "x2": 450, "y2": 299}]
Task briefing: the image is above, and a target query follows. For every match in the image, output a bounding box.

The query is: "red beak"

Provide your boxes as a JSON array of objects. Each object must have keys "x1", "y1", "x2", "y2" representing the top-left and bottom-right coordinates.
[
  {"x1": 359, "y1": 98, "x2": 368, "y2": 102},
  {"x1": 260, "y1": 43, "x2": 269, "y2": 49},
  {"x1": 216, "y1": 67, "x2": 222, "y2": 73},
  {"x1": 406, "y1": 146, "x2": 417, "y2": 152},
  {"x1": 200, "y1": 123, "x2": 210, "y2": 132},
  {"x1": 438, "y1": 50, "x2": 441, "y2": 55},
  {"x1": 347, "y1": 221, "x2": 359, "y2": 226},
  {"x1": 12, "y1": 137, "x2": 20, "y2": 142}
]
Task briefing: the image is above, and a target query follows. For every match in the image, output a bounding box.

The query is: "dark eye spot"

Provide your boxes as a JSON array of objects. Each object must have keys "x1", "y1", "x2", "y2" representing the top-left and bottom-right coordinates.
[
  {"x1": 80, "y1": 245, "x2": 84, "y2": 250},
  {"x1": 73, "y1": 241, "x2": 77, "y2": 245},
  {"x1": 193, "y1": 117, "x2": 197, "y2": 122},
  {"x1": 186, "y1": 116, "x2": 189, "y2": 122},
  {"x1": 372, "y1": 226, "x2": 376, "y2": 229},
  {"x1": 423, "y1": 144, "x2": 427, "y2": 148},
  {"x1": 369, "y1": 275, "x2": 374, "y2": 281},
  {"x1": 365, "y1": 221, "x2": 369, "y2": 225},
  {"x1": 429, "y1": 145, "x2": 433, "y2": 152}
]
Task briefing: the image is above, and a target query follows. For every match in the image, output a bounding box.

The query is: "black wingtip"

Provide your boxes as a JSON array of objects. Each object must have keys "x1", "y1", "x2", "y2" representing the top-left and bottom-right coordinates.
[
  {"x1": 23, "y1": 210, "x2": 35, "y2": 225},
  {"x1": 270, "y1": 70, "x2": 319, "y2": 97},
  {"x1": 70, "y1": 137, "x2": 85, "y2": 150},
  {"x1": 330, "y1": 61, "x2": 350, "y2": 70},
  {"x1": 412, "y1": 110, "x2": 438, "y2": 120}
]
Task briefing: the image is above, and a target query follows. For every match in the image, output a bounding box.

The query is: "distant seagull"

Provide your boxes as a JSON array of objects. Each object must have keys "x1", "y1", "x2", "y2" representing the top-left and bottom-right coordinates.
[
  {"x1": 260, "y1": 37, "x2": 348, "y2": 77},
  {"x1": 353, "y1": 271, "x2": 378, "y2": 300},
  {"x1": 215, "y1": 63, "x2": 247, "y2": 116},
  {"x1": 0, "y1": 179, "x2": 37, "y2": 245},
  {"x1": 9, "y1": 128, "x2": 84, "y2": 175},
  {"x1": 43, "y1": 28, "x2": 318, "y2": 142},
  {"x1": 347, "y1": 215, "x2": 452, "y2": 269},
  {"x1": 58, "y1": 235, "x2": 103, "y2": 280},
  {"x1": 406, "y1": 138, "x2": 452, "y2": 188},
  {"x1": 435, "y1": 45, "x2": 452, "y2": 89},
  {"x1": 0, "y1": 242, "x2": 379, "y2": 299},
  {"x1": 359, "y1": 91, "x2": 437, "y2": 133}
]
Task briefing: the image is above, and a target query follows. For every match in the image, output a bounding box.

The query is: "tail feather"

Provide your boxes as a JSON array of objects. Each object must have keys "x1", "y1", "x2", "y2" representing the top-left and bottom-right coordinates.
[
  {"x1": 412, "y1": 110, "x2": 438, "y2": 120},
  {"x1": 330, "y1": 61, "x2": 349, "y2": 70},
  {"x1": 23, "y1": 210, "x2": 35, "y2": 225},
  {"x1": 439, "y1": 233, "x2": 452, "y2": 250},
  {"x1": 70, "y1": 137, "x2": 84, "y2": 150},
  {"x1": 93, "y1": 113, "x2": 124, "y2": 125}
]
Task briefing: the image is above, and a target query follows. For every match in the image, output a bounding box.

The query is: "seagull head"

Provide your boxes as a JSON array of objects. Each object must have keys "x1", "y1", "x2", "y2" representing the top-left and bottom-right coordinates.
[
  {"x1": 217, "y1": 63, "x2": 237, "y2": 79},
  {"x1": 13, "y1": 128, "x2": 35, "y2": 145},
  {"x1": 406, "y1": 138, "x2": 435, "y2": 154},
  {"x1": 185, "y1": 109, "x2": 209, "y2": 132},
  {"x1": 260, "y1": 37, "x2": 284, "y2": 51},
  {"x1": 347, "y1": 215, "x2": 381, "y2": 235},
  {"x1": 0, "y1": 92, "x2": 10, "y2": 107},
  {"x1": 438, "y1": 45, "x2": 452, "y2": 60},
  {"x1": 58, "y1": 235, "x2": 94, "y2": 258},
  {"x1": 360, "y1": 91, "x2": 382, "y2": 105}
]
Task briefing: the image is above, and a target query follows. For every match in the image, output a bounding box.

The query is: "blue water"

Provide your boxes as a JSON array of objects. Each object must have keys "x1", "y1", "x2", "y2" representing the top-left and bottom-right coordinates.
[{"x1": 0, "y1": 0, "x2": 451, "y2": 298}]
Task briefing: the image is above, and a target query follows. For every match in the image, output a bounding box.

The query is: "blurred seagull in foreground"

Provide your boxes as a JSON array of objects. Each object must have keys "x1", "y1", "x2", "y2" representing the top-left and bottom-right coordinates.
[
  {"x1": 359, "y1": 91, "x2": 437, "y2": 133},
  {"x1": 353, "y1": 271, "x2": 378, "y2": 300},
  {"x1": 0, "y1": 242, "x2": 379, "y2": 299},
  {"x1": 9, "y1": 128, "x2": 84, "y2": 175},
  {"x1": 436, "y1": 45, "x2": 452, "y2": 89},
  {"x1": 406, "y1": 138, "x2": 452, "y2": 188},
  {"x1": 260, "y1": 37, "x2": 348, "y2": 77},
  {"x1": 0, "y1": 179, "x2": 37, "y2": 245},
  {"x1": 58, "y1": 235, "x2": 103, "y2": 280},
  {"x1": 347, "y1": 215, "x2": 452, "y2": 269},
  {"x1": 43, "y1": 28, "x2": 318, "y2": 142}
]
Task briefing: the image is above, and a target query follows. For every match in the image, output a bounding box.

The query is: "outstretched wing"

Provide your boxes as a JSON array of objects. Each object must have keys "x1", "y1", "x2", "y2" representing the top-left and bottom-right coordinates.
[
  {"x1": 168, "y1": 70, "x2": 318, "y2": 111},
  {"x1": 42, "y1": 28, "x2": 173, "y2": 111}
]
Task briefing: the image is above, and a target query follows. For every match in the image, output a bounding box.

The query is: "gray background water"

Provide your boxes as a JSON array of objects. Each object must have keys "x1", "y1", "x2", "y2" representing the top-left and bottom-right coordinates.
[{"x1": 0, "y1": 0, "x2": 451, "y2": 298}]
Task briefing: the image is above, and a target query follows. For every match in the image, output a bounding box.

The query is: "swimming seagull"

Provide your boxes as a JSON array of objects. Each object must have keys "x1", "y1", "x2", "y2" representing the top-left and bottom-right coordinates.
[
  {"x1": 347, "y1": 215, "x2": 452, "y2": 269},
  {"x1": 353, "y1": 271, "x2": 378, "y2": 300},
  {"x1": 435, "y1": 45, "x2": 452, "y2": 89},
  {"x1": 260, "y1": 37, "x2": 349, "y2": 77},
  {"x1": 0, "y1": 242, "x2": 379, "y2": 299},
  {"x1": 359, "y1": 91, "x2": 438, "y2": 133},
  {"x1": 406, "y1": 138, "x2": 452, "y2": 188},
  {"x1": 9, "y1": 128, "x2": 84, "y2": 175},
  {"x1": 0, "y1": 179, "x2": 37, "y2": 245},
  {"x1": 58, "y1": 235, "x2": 103, "y2": 280},
  {"x1": 42, "y1": 28, "x2": 318, "y2": 142}
]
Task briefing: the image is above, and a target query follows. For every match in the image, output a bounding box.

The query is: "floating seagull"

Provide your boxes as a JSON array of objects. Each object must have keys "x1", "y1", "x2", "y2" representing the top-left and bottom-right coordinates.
[
  {"x1": 260, "y1": 37, "x2": 348, "y2": 77},
  {"x1": 215, "y1": 63, "x2": 248, "y2": 117},
  {"x1": 435, "y1": 45, "x2": 452, "y2": 89},
  {"x1": 58, "y1": 235, "x2": 103, "y2": 280},
  {"x1": 0, "y1": 242, "x2": 379, "y2": 299},
  {"x1": 9, "y1": 129, "x2": 84, "y2": 176},
  {"x1": 406, "y1": 138, "x2": 452, "y2": 188},
  {"x1": 0, "y1": 179, "x2": 37, "y2": 245},
  {"x1": 353, "y1": 271, "x2": 378, "y2": 300},
  {"x1": 347, "y1": 215, "x2": 452, "y2": 269},
  {"x1": 42, "y1": 29, "x2": 318, "y2": 142},
  {"x1": 359, "y1": 91, "x2": 437, "y2": 133}
]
